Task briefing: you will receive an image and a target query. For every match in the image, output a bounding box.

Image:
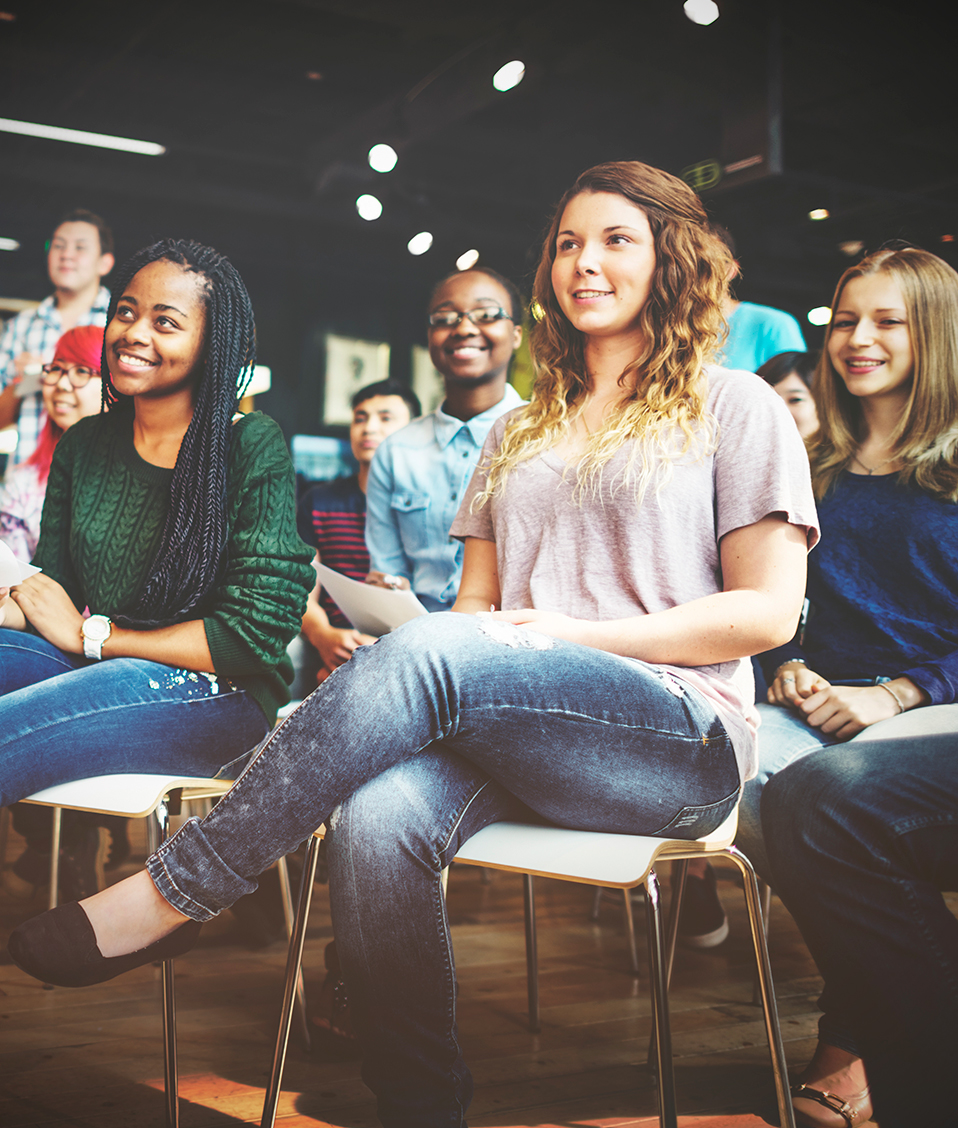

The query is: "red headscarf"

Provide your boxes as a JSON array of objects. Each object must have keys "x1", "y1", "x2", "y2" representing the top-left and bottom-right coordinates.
[{"x1": 27, "y1": 325, "x2": 105, "y2": 483}]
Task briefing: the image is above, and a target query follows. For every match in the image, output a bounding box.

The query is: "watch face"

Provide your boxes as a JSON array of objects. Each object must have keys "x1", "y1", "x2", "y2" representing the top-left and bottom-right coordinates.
[{"x1": 83, "y1": 616, "x2": 111, "y2": 641}]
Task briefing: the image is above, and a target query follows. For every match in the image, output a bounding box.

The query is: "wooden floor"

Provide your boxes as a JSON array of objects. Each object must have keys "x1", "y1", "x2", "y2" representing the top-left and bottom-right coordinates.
[{"x1": 0, "y1": 821, "x2": 846, "y2": 1127}]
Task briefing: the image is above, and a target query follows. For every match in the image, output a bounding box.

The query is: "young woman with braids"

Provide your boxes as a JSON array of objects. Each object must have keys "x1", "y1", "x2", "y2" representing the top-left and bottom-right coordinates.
[
  {"x1": 11, "y1": 164, "x2": 817, "y2": 1127},
  {"x1": 0, "y1": 239, "x2": 314, "y2": 815}
]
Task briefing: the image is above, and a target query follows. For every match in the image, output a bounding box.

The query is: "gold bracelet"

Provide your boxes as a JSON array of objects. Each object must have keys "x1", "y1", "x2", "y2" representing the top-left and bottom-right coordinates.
[{"x1": 878, "y1": 681, "x2": 906, "y2": 714}]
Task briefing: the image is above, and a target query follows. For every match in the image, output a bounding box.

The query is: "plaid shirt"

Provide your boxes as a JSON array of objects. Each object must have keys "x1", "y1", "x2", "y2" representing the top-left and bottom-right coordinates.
[{"x1": 0, "y1": 285, "x2": 110, "y2": 475}]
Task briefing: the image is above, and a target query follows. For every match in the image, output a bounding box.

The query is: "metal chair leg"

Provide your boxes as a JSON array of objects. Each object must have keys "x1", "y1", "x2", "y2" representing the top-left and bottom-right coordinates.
[
  {"x1": 647, "y1": 858, "x2": 688, "y2": 1068},
  {"x1": 153, "y1": 799, "x2": 179, "y2": 1128},
  {"x1": 275, "y1": 854, "x2": 311, "y2": 1051},
  {"x1": 644, "y1": 868, "x2": 677, "y2": 1128},
  {"x1": 621, "y1": 888, "x2": 640, "y2": 974},
  {"x1": 751, "y1": 878, "x2": 773, "y2": 1006},
  {"x1": 726, "y1": 848, "x2": 796, "y2": 1128},
  {"x1": 0, "y1": 805, "x2": 9, "y2": 875},
  {"x1": 48, "y1": 807, "x2": 62, "y2": 912},
  {"x1": 261, "y1": 833, "x2": 322, "y2": 1128},
  {"x1": 522, "y1": 873, "x2": 540, "y2": 1033}
]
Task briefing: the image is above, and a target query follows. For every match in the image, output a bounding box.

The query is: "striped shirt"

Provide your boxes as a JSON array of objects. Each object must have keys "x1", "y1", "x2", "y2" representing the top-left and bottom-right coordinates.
[
  {"x1": 0, "y1": 286, "x2": 110, "y2": 475},
  {"x1": 296, "y1": 474, "x2": 368, "y2": 629}
]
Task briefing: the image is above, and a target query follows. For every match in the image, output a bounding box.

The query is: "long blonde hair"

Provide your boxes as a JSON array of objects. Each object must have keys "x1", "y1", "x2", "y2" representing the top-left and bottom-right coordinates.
[
  {"x1": 809, "y1": 245, "x2": 958, "y2": 502},
  {"x1": 477, "y1": 161, "x2": 731, "y2": 505}
]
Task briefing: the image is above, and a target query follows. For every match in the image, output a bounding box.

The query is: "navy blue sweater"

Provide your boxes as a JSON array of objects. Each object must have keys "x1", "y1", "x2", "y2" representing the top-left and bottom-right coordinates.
[{"x1": 760, "y1": 470, "x2": 958, "y2": 704}]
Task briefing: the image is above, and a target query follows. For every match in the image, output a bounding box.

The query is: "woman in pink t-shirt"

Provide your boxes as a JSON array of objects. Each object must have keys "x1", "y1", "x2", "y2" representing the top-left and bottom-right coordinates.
[{"x1": 11, "y1": 162, "x2": 817, "y2": 1126}]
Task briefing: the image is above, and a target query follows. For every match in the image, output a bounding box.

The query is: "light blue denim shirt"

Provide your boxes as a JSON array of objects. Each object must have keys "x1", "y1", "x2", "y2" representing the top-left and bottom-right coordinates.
[{"x1": 365, "y1": 384, "x2": 525, "y2": 611}]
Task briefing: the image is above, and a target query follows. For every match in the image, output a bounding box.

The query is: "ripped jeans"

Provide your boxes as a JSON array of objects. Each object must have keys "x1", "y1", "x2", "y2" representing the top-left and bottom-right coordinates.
[
  {"x1": 0, "y1": 630, "x2": 269, "y2": 806},
  {"x1": 147, "y1": 612, "x2": 740, "y2": 1128}
]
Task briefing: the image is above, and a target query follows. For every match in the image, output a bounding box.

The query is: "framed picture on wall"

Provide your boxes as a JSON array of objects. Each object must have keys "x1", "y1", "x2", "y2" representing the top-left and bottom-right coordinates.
[
  {"x1": 323, "y1": 334, "x2": 391, "y2": 424},
  {"x1": 411, "y1": 344, "x2": 445, "y2": 415}
]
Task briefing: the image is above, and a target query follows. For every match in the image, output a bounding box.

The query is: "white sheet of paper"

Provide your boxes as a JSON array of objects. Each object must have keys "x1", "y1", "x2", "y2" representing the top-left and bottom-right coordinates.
[
  {"x1": 315, "y1": 563, "x2": 428, "y2": 636},
  {"x1": 0, "y1": 541, "x2": 41, "y2": 586}
]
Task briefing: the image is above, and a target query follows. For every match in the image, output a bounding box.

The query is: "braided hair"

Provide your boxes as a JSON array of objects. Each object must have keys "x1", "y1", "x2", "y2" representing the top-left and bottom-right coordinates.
[{"x1": 100, "y1": 238, "x2": 256, "y2": 627}]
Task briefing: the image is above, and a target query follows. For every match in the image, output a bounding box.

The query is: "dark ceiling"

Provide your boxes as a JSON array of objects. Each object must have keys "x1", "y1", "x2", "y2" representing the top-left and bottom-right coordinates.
[{"x1": 1, "y1": 0, "x2": 955, "y2": 436}]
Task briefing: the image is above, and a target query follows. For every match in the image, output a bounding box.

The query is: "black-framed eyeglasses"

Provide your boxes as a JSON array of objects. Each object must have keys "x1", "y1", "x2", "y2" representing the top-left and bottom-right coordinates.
[
  {"x1": 41, "y1": 363, "x2": 99, "y2": 388},
  {"x1": 428, "y1": 306, "x2": 513, "y2": 328}
]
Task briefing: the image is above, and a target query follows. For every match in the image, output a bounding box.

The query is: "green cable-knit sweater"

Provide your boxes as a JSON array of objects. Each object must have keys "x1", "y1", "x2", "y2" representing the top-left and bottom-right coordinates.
[{"x1": 32, "y1": 410, "x2": 316, "y2": 725}]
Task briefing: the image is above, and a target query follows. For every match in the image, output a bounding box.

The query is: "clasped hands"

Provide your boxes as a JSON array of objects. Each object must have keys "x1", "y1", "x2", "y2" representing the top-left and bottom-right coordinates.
[
  {"x1": 768, "y1": 661, "x2": 918, "y2": 739},
  {"x1": 0, "y1": 573, "x2": 85, "y2": 653}
]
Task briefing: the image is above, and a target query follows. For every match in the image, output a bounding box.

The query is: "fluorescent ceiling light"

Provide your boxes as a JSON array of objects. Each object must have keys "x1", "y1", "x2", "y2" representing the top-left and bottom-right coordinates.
[
  {"x1": 0, "y1": 237, "x2": 20, "y2": 251},
  {"x1": 0, "y1": 117, "x2": 166, "y2": 155}
]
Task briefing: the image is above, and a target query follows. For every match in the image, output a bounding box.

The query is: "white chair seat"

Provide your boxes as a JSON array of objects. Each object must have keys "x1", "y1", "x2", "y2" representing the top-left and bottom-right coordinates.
[
  {"x1": 22, "y1": 774, "x2": 233, "y2": 818},
  {"x1": 454, "y1": 809, "x2": 739, "y2": 887}
]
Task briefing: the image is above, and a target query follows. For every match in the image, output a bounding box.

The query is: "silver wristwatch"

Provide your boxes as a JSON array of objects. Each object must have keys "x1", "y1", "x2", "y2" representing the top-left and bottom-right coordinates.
[{"x1": 81, "y1": 614, "x2": 112, "y2": 660}]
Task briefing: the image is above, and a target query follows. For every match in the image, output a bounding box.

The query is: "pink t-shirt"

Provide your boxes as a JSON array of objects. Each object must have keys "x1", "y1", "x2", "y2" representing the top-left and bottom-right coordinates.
[{"x1": 450, "y1": 367, "x2": 820, "y2": 781}]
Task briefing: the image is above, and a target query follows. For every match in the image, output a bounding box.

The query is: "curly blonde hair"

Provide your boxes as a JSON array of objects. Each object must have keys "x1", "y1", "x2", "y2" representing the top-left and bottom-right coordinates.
[
  {"x1": 809, "y1": 245, "x2": 958, "y2": 503},
  {"x1": 476, "y1": 161, "x2": 732, "y2": 506}
]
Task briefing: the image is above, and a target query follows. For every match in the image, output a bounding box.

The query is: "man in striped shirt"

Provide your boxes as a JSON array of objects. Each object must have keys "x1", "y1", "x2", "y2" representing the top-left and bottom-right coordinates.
[{"x1": 297, "y1": 379, "x2": 420, "y2": 682}]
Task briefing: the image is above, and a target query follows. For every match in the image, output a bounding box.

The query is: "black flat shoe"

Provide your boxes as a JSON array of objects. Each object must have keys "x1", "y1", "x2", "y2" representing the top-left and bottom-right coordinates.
[{"x1": 7, "y1": 901, "x2": 202, "y2": 988}]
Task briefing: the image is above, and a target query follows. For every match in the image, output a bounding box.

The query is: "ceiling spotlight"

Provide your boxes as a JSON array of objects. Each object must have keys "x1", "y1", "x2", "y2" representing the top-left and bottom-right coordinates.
[
  {"x1": 941, "y1": 234, "x2": 955, "y2": 243},
  {"x1": 0, "y1": 237, "x2": 20, "y2": 251},
  {"x1": 492, "y1": 60, "x2": 525, "y2": 92},
  {"x1": 368, "y1": 143, "x2": 398, "y2": 173},
  {"x1": 530, "y1": 299, "x2": 545, "y2": 322},
  {"x1": 356, "y1": 194, "x2": 383, "y2": 221},
  {"x1": 807, "y1": 306, "x2": 832, "y2": 326},
  {"x1": 838, "y1": 240, "x2": 864, "y2": 257},
  {"x1": 809, "y1": 208, "x2": 830, "y2": 221},
  {"x1": 683, "y1": 0, "x2": 719, "y2": 25},
  {"x1": 407, "y1": 231, "x2": 433, "y2": 256},
  {"x1": 305, "y1": 71, "x2": 323, "y2": 81},
  {"x1": 0, "y1": 11, "x2": 16, "y2": 20},
  {"x1": 0, "y1": 116, "x2": 165, "y2": 155},
  {"x1": 456, "y1": 249, "x2": 480, "y2": 271}
]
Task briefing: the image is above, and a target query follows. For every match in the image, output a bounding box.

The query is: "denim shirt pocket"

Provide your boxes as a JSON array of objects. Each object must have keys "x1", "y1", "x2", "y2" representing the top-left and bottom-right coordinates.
[{"x1": 390, "y1": 491, "x2": 432, "y2": 554}]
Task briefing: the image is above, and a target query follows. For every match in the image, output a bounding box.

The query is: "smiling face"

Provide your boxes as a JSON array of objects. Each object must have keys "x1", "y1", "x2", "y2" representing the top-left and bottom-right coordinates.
[
  {"x1": 47, "y1": 221, "x2": 114, "y2": 296},
  {"x1": 41, "y1": 366, "x2": 102, "y2": 431},
  {"x1": 827, "y1": 272, "x2": 914, "y2": 406},
  {"x1": 350, "y1": 394, "x2": 413, "y2": 465},
  {"x1": 105, "y1": 259, "x2": 208, "y2": 404},
  {"x1": 550, "y1": 191, "x2": 657, "y2": 348},
  {"x1": 427, "y1": 271, "x2": 522, "y2": 389},
  {"x1": 772, "y1": 372, "x2": 819, "y2": 438}
]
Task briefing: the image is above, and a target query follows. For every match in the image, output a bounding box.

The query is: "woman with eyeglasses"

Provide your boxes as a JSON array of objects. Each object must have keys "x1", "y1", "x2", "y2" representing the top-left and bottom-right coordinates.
[
  {"x1": 10, "y1": 164, "x2": 817, "y2": 1127},
  {"x1": 0, "y1": 326, "x2": 104, "y2": 563},
  {"x1": 0, "y1": 326, "x2": 114, "y2": 902},
  {"x1": 364, "y1": 267, "x2": 524, "y2": 609},
  {"x1": 0, "y1": 238, "x2": 314, "y2": 826}
]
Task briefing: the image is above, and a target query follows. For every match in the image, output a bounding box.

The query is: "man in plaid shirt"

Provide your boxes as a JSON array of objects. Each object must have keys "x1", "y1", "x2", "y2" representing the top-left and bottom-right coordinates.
[{"x1": 0, "y1": 209, "x2": 114, "y2": 476}]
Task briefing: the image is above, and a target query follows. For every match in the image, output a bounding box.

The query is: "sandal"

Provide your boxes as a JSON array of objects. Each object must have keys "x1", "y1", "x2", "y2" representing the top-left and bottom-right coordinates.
[
  {"x1": 310, "y1": 940, "x2": 362, "y2": 1059},
  {"x1": 791, "y1": 1080, "x2": 873, "y2": 1128}
]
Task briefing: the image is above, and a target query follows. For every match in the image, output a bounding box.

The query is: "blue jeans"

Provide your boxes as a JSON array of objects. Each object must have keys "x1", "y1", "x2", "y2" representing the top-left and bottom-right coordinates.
[
  {"x1": 762, "y1": 733, "x2": 958, "y2": 1128},
  {"x1": 0, "y1": 630, "x2": 269, "y2": 805},
  {"x1": 147, "y1": 612, "x2": 740, "y2": 1127},
  {"x1": 738, "y1": 701, "x2": 958, "y2": 878}
]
